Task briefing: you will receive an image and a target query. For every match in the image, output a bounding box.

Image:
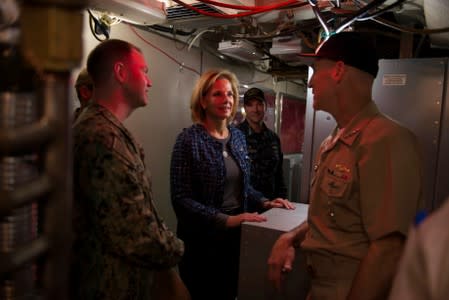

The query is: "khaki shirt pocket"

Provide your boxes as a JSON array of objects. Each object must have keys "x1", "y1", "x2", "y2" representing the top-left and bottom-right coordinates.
[{"x1": 320, "y1": 175, "x2": 349, "y2": 198}]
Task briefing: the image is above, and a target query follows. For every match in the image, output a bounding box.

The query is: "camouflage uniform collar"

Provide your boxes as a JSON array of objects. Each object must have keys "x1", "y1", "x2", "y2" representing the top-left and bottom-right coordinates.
[{"x1": 92, "y1": 103, "x2": 142, "y2": 155}]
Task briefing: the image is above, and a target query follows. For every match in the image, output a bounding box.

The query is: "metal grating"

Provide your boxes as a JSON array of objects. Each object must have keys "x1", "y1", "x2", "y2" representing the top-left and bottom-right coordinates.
[{"x1": 166, "y1": 2, "x2": 223, "y2": 20}]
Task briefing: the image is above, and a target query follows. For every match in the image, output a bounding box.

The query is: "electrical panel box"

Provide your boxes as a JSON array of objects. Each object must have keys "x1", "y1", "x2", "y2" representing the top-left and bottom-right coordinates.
[{"x1": 238, "y1": 205, "x2": 309, "y2": 300}]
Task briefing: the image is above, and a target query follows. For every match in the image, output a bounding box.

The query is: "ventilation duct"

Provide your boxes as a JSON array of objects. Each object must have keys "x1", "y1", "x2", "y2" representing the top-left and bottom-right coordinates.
[
  {"x1": 218, "y1": 40, "x2": 265, "y2": 62},
  {"x1": 269, "y1": 36, "x2": 304, "y2": 63},
  {"x1": 165, "y1": 1, "x2": 238, "y2": 29},
  {"x1": 424, "y1": 0, "x2": 449, "y2": 48}
]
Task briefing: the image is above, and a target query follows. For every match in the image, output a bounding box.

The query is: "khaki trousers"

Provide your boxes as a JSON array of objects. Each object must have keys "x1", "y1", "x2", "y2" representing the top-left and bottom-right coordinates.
[{"x1": 305, "y1": 252, "x2": 360, "y2": 300}]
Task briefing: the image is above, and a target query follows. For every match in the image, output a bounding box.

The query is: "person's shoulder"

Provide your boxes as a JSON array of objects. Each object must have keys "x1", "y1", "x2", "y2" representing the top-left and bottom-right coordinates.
[
  {"x1": 419, "y1": 199, "x2": 449, "y2": 234},
  {"x1": 413, "y1": 198, "x2": 449, "y2": 258},
  {"x1": 265, "y1": 126, "x2": 281, "y2": 139},
  {"x1": 229, "y1": 126, "x2": 248, "y2": 148},
  {"x1": 366, "y1": 113, "x2": 417, "y2": 142},
  {"x1": 176, "y1": 124, "x2": 201, "y2": 138},
  {"x1": 74, "y1": 112, "x2": 119, "y2": 149},
  {"x1": 230, "y1": 125, "x2": 245, "y2": 138},
  {"x1": 236, "y1": 120, "x2": 249, "y2": 132},
  {"x1": 174, "y1": 124, "x2": 206, "y2": 146}
]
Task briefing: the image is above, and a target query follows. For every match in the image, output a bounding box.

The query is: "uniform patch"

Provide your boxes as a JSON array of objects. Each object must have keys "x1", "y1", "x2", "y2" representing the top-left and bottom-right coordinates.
[{"x1": 327, "y1": 164, "x2": 351, "y2": 180}]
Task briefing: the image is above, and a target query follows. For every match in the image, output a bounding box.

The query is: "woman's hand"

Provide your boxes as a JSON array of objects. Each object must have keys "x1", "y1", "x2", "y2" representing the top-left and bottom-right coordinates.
[
  {"x1": 263, "y1": 198, "x2": 295, "y2": 210},
  {"x1": 225, "y1": 212, "x2": 267, "y2": 228}
]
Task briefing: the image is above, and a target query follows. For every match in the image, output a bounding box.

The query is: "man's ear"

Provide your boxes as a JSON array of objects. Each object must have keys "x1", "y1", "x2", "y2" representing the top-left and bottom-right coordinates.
[
  {"x1": 113, "y1": 62, "x2": 127, "y2": 83},
  {"x1": 332, "y1": 61, "x2": 346, "y2": 83}
]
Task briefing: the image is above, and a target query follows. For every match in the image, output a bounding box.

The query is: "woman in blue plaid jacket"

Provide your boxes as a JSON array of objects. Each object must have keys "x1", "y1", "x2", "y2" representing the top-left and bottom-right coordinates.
[{"x1": 170, "y1": 69, "x2": 294, "y2": 300}]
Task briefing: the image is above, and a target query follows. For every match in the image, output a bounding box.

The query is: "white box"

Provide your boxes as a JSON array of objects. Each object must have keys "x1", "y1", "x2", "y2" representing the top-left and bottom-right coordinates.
[{"x1": 238, "y1": 204, "x2": 309, "y2": 300}]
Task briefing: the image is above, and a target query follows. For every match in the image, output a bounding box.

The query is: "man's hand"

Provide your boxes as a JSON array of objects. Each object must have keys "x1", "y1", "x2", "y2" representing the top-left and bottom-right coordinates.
[{"x1": 267, "y1": 232, "x2": 296, "y2": 291}]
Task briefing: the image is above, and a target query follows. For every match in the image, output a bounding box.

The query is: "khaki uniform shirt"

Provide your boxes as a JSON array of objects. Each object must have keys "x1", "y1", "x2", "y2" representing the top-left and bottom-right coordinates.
[
  {"x1": 302, "y1": 101, "x2": 423, "y2": 260},
  {"x1": 72, "y1": 103, "x2": 184, "y2": 300}
]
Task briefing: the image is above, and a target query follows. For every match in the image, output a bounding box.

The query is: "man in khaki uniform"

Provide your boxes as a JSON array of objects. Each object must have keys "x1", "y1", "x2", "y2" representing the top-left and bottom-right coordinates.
[{"x1": 267, "y1": 32, "x2": 423, "y2": 300}]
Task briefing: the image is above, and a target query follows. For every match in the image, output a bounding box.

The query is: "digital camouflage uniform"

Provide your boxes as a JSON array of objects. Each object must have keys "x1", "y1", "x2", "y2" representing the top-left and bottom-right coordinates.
[
  {"x1": 237, "y1": 120, "x2": 287, "y2": 199},
  {"x1": 72, "y1": 103, "x2": 184, "y2": 300}
]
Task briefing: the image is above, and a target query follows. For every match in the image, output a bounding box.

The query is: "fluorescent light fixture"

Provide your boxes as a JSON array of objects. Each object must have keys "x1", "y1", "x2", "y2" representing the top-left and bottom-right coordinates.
[
  {"x1": 89, "y1": 0, "x2": 166, "y2": 25},
  {"x1": 269, "y1": 36, "x2": 303, "y2": 62},
  {"x1": 218, "y1": 40, "x2": 264, "y2": 62}
]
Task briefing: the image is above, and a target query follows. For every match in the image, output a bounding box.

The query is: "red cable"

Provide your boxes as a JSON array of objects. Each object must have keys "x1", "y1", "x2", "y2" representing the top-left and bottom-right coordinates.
[{"x1": 195, "y1": 0, "x2": 296, "y2": 11}]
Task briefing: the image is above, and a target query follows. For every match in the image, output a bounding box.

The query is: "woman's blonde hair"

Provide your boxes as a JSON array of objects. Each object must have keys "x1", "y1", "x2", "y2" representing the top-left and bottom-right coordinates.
[{"x1": 190, "y1": 69, "x2": 240, "y2": 123}]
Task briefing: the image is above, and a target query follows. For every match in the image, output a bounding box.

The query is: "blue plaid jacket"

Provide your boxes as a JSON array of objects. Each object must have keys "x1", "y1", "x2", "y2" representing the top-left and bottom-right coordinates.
[{"x1": 170, "y1": 124, "x2": 265, "y2": 239}]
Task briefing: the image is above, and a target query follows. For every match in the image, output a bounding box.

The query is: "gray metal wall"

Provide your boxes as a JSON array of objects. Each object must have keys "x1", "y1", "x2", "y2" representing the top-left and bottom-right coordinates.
[{"x1": 301, "y1": 58, "x2": 449, "y2": 210}]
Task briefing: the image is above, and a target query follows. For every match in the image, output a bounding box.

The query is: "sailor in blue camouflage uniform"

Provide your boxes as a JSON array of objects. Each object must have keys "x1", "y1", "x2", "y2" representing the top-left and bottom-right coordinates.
[
  {"x1": 72, "y1": 39, "x2": 184, "y2": 300},
  {"x1": 237, "y1": 87, "x2": 287, "y2": 200}
]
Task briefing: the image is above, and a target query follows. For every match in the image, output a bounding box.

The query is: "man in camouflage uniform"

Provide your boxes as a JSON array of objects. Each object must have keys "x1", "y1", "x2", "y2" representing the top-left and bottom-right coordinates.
[
  {"x1": 72, "y1": 39, "x2": 184, "y2": 300},
  {"x1": 73, "y1": 67, "x2": 93, "y2": 121},
  {"x1": 237, "y1": 87, "x2": 287, "y2": 200}
]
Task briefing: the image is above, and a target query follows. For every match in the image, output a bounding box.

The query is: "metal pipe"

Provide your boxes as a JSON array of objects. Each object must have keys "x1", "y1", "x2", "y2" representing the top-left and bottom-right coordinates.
[
  {"x1": 0, "y1": 119, "x2": 55, "y2": 155},
  {"x1": 0, "y1": 175, "x2": 53, "y2": 217},
  {"x1": 0, "y1": 236, "x2": 49, "y2": 277},
  {"x1": 40, "y1": 72, "x2": 73, "y2": 300},
  {"x1": 1, "y1": 1, "x2": 85, "y2": 299}
]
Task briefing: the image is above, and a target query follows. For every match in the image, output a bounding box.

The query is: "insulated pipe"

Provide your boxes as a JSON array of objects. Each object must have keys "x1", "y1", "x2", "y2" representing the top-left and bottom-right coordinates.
[
  {"x1": 0, "y1": 1, "x2": 85, "y2": 300},
  {"x1": 0, "y1": 175, "x2": 53, "y2": 217},
  {"x1": 0, "y1": 3, "x2": 42, "y2": 297},
  {"x1": 39, "y1": 71, "x2": 73, "y2": 300},
  {"x1": 0, "y1": 118, "x2": 55, "y2": 156},
  {"x1": 0, "y1": 237, "x2": 49, "y2": 277}
]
